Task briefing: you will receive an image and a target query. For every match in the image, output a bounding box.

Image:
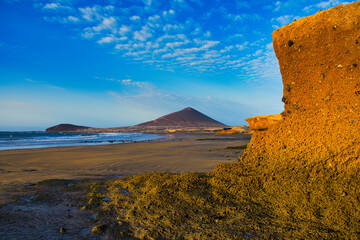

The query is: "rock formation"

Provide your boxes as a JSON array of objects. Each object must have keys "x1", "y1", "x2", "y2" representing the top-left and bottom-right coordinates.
[
  {"x1": 245, "y1": 114, "x2": 282, "y2": 131},
  {"x1": 216, "y1": 126, "x2": 250, "y2": 134},
  {"x1": 243, "y1": 1, "x2": 360, "y2": 168},
  {"x1": 137, "y1": 107, "x2": 227, "y2": 128},
  {"x1": 46, "y1": 123, "x2": 91, "y2": 132}
]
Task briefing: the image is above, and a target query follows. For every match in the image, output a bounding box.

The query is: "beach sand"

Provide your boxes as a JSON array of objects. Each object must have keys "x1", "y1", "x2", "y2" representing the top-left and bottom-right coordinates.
[{"x1": 0, "y1": 134, "x2": 250, "y2": 205}]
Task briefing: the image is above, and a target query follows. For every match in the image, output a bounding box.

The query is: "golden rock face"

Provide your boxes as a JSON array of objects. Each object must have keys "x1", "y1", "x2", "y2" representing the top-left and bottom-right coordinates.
[
  {"x1": 243, "y1": 1, "x2": 360, "y2": 167},
  {"x1": 245, "y1": 114, "x2": 282, "y2": 131}
]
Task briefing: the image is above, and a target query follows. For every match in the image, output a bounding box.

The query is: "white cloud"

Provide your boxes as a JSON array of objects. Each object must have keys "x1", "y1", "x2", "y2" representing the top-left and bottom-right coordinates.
[
  {"x1": 25, "y1": 78, "x2": 36, "y2": 83},
  {"x1": 236, "y1": 42, "x2": 248, "y2": 50},
  {"x1": 143, "y1": 0, "x2": 152, "y2": 6},
  {"x1": 163, "y1": 24, "x2": 184, "y2": 32},
  {"x1": 99, "y1": 77, "x2": 151, "y2": 89},
  {"x1": 165, "y1": 41, "x2": 188, "y2": 48},
  {"x1": 133, "y1": 26, "x2": 153, "y2": 41},
  {"x1": 65, "y1": 16, "x2": 79, "y2": 23},
  {"x1": 32, "y1": 0, "x2": 286, "y2": 77},
  {"x1": 272, "y1": 15, "x2": 299, "y2": 26},
  {"x1": 93, "y1": 17, "x2": 116, "y2": 32},
  {"x1": 79, "y1": 6, "x2": 100, "y2": 22},
  {"x1": 130, "y1": 15, "x2": 141, "y2": 21},
  {"x1": 204, "y1": 31, "x2": 211, "y2": 38},
  {"x1": 274, "y1": 1, "x2": 281, "y2": 11},
  {"x1": 253, "y1": 49, "x2": 263, "y2": 56},
  {"x1": 119, "y1": 25, "x2": 130, "y2": 35},
  {"x1": 43, "y1": 3, "x2": 59, "y2": 9},
  {"x1": 25, "y1": 78, "x2": 64, "y2": 90},
  {"x1": 226, "y1": 13, "x2": 261, "y2": 22},
  {"x1": 266, "y1": 42, "x2": 273, "y2": 50},
  {"x1": 163, "y1": 9, "x2": 175, "y2": 16},
  {"x1": 303, "y1": 0, "x2": 349, "y2": 12},
  {"x1": 42, "y1": 3, "x2": 72, "y2": 12},
  {"x1": 115, "y1": 43, "x2": 131, "y2": 50},
  {"x1": 148, "y1": 15, "x2": 160, "y2": 22},
  {"x1": 200, "y1": 40, "x2": 219, "y2": 49},
  {"x1": 97, "y1": 36, "x2": 115, "y2": 44}
]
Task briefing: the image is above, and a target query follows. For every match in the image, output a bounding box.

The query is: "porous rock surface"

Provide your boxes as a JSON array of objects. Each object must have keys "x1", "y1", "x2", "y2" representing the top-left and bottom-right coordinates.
[{"x1": 243, "y1": 1, "x2": 360, "y2": 168}]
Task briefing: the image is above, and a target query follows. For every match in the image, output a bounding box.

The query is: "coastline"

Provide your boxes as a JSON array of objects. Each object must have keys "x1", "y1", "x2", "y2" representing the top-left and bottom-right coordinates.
[
  {"x1": 0, "y1": 133, "x2": 251, "y2": 205},
  {"x1": 0, "y1": 131, "x2": 164, "y2": 151}
]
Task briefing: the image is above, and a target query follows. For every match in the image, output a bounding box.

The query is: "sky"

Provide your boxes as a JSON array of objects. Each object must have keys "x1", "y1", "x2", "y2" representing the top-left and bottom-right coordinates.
[{"x1": 0, "y1": 0, "x2": 356, "y2": 131}]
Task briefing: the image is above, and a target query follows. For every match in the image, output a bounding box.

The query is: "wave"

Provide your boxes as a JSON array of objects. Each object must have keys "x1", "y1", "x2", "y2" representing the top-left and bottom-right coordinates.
[{"x1": 0, "y1": 132, "x2": 160, "y2": 151}]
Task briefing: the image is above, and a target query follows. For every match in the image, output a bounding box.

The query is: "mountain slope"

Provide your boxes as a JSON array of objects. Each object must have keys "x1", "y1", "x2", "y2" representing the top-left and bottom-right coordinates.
[
  {"x1": 46, "y1": 124, "x2": 91, "y2": 132},
  {"x1": 137, "y1": 107, "x2": 227, "y2": 128}
]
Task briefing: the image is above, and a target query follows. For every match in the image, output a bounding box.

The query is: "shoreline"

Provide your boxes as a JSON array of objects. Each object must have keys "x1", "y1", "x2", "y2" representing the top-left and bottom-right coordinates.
[
  {"x1": 0, "y1": 132, "x2": 166, "y2": 152},
  {"x1": 0, "y1": 133, "x2": 251, "y2": 205}
]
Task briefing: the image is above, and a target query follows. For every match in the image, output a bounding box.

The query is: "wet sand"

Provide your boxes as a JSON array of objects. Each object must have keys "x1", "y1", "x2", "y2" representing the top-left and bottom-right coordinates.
[{"x1": 0, "y1": 134, "x2": 250, "y2": 205}]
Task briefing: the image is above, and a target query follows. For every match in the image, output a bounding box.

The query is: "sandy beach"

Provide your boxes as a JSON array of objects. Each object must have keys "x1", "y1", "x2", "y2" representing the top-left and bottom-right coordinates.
[{"x1": 0, "y1": 134, "x2": 250, "y2": 205}]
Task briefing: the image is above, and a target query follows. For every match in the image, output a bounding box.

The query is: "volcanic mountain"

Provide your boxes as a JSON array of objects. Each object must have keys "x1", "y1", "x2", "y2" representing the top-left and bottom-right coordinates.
[
  {"x1": 137, "y1": 107, "x2": 227, "y2": 128},
  {"x1": 46, "y1": 123, "x2": 91, "y2": 132}
]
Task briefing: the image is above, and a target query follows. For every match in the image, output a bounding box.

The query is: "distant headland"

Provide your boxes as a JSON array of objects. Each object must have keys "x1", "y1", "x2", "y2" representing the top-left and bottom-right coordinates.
[
  {"x1": 45, "y1": 107, "x2": 234, "y2": 133},
  {"x1": 46, "y1": 124, "x2": 91, "y2": 132}
]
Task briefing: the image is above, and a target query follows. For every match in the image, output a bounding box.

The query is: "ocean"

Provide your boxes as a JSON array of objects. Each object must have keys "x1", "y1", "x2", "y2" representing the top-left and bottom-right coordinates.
[{"x1": 0, "y1": 131, "x2": 160, "y2": 151}]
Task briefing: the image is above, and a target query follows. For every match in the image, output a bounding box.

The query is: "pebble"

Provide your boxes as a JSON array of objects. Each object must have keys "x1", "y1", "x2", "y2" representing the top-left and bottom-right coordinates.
[{"x1": 101, "y1": 196, "x2": 112, "y2": 202}]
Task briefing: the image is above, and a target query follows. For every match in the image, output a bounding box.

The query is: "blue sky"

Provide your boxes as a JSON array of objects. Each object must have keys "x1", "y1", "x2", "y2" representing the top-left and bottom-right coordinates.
[{"x1": 0, "y1": 0, "x2": 355, "y2": 130}]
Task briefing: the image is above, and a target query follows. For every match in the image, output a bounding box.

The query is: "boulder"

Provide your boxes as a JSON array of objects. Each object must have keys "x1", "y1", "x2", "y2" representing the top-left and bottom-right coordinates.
[{"x1": 245, "y1": 114, "x2": 282, "y2": 131}]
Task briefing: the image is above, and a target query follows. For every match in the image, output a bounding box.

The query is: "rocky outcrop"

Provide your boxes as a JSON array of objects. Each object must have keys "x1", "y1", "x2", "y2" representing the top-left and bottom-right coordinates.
[
  {"x1": 46, "y1": 124, "x2": 91, "y2": 132},
  {"x1": 243, "y1": 1, "x2": 360, "y2": 168},
  {"x1": 245, "y1": 114, "x2": 282, "y2": 131},
  {"x1": 217, "y1": 126, "x2": 251, "y2": 134},
  {"x1": 137, "y1": 107, "x2": 227, "y2": 128}
]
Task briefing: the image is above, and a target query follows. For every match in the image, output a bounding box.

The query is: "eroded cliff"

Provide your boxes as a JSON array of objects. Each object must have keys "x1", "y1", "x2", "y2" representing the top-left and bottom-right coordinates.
[{"x1": 244, "y1": 2, "x2": 360, "y2": 168}]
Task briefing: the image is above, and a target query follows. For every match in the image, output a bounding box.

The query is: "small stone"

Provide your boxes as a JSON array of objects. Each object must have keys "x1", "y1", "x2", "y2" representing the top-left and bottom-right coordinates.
[
  {"x1": 354, "y1": 63, "x2": 358, "y2": 67},
  {"x1": 321, "y1": 73, "x2": 325, "y2": 78},
  {"x1": 288, "y1": 40, "x2": 294, "y2": 46},
  {"x1": 101, "y1": 196, "x2": 112, "y2": 202},
  {"x1": 285, "y1": 84, "x2": 291, "y2": 91},
  {"x1": 281, "y1": 96, "x2": 286, "y2": 103},
  {"x1": 341, "y1": 191, "x2": 348, "y2": 197},
  {"x1": 356, "y1": 39, "x2": 359, "y2": 44},
  {"x1": 355, "y1": 91, "x2": 360, "y2": 96},
  {"x1": 338, "y1": 64, "x2": 343, "y2": 68}
]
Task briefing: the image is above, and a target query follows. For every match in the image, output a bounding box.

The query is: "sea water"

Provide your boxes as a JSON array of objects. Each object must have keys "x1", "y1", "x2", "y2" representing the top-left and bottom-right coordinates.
[{"x1": 0, "y1": 131, "x2": 160, "y2": 151}]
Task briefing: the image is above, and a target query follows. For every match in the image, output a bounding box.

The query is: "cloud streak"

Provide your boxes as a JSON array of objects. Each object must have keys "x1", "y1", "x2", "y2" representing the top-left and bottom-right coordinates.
[{"x1": 33, "y1": 0, "x2": 274, "y2": 78}]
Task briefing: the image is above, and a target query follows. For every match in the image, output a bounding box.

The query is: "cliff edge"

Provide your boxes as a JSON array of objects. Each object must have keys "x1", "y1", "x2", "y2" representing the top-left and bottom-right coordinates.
[{"x1": 244, "y1": 2, "x2": 360, "y2": 168}]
